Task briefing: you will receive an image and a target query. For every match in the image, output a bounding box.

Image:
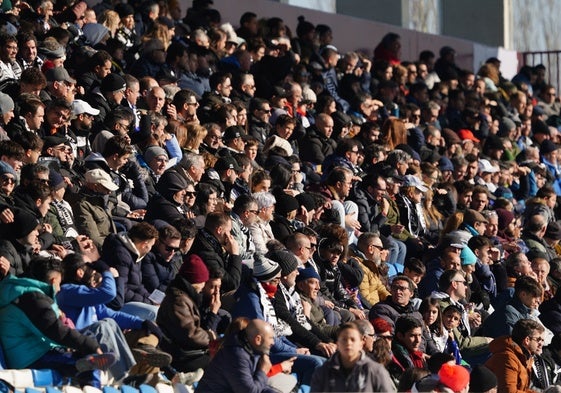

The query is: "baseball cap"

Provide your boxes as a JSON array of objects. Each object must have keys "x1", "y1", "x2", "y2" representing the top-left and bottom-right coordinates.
[
  {"x1": 214, "y1": 155, "x2": 242, "y2": 172},
  {"x1": 85, "y1": 169, "x2": 119, "y2": 191},
  {"x1": 45, "y1": 67, "x2": 76, "y2": 84},
  {"x1": 72, "y1": 99, "x2": 100, "y2": 117},
  {"x1": 402, "y1": 175, "x2": 428, "y2": 192}
]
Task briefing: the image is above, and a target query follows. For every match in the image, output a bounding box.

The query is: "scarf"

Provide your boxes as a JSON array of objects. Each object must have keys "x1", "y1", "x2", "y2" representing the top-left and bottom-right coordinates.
[
  {"x1": 257, "y1": 279, "x2": 292, "y2": 338},
  {"x1": 278, "y1": 283, "x2": 311, "y2": 330},
  {"x1": 51, "y1": 199, "x2": 78, "y2": 237}
]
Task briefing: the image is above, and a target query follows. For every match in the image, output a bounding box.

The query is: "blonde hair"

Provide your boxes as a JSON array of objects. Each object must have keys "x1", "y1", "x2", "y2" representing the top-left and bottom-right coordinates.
[
  {"x1": 99, "y1": 10, "x2": 120, "y2": 37},
  {"x1": 184, "y1": 123, "x2": 208, "y2": 151}
]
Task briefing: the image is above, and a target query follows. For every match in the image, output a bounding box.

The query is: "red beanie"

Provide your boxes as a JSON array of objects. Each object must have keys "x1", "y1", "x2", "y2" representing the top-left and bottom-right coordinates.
[
  {"x1": 438, "y1": 363, "x2": 470, "y2": 392},
  {"x1": 179, "y1": 254, "x2": 209, "y2": 284}
]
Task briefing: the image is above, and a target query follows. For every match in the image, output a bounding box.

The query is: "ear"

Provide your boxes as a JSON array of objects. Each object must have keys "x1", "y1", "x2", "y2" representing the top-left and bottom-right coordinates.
[{"x1": 76, "y1": 267, "x2": 85, "y2": 280}]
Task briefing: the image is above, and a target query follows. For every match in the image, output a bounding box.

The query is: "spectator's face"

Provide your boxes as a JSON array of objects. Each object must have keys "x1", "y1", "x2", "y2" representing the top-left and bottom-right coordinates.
[
  {"x1": 442, "y1": 310, "x2": 461, "y2": 330},
  {"x1": 485, "y1": 216, "x2": 498, "y2": 237},
  {"x1": 276, "y1": 122, "x2": 295, "y2": 140},
  {"x1": 252, "y1": 179, "x2": 270, "y2": 193},
  {"x1": 217, "y1": 78, "x2": 232, "y2": 97},
  {"x1": 298, "y1": 277, "x2": 320, "y2": 300},
  {"x1": 442, "y1": 252, "x2": 461, "y2": 271},
  {"x1": 148, "y1": 88, "x2": 166, "y2": 112},
  {"x1": 1, "y1": 109, "x2": 14, "y2": 126},
  {"x1": 254, "y1": 104, "x2": 271, "y2": 123},
  {"x1": 458, "y1": 191, "x2": 472, "y2": 207},
  {"x1": 470, "y1": 192, "x2": 488, "y2": 212},
  {"x1": 25, "y1": 106, "x2": 44, "y2": 131},
  {"x1": 525, "y1": 330, "x2": 544, "y2": 355},
  {"x1": 156, "y1": 237, "x2": 180, "y2": 262},
  {"x1": 396, "y1": 327, "x2": 422, "y2": 352},
  {"x1": 0, "y1": 173, "x2": 15, "y2": 195},
  {"x1": 184, "y1": 185, "x2": 196, "y2": 207},
  {"x1": 121, "y1": 14, "x2": 134, "y2": 30},
  {"x1": 36, "y1": 195, "x2": 51, "y2": 217},
  {"x1": 1, "y1": 40, "x2": 17, "y2": 62},
  {"x1": 317, "y1": 117, "x2": 334, "y2": 138},
  {"x1": 22, "y1": 227, "x2": 40, "y2": 246},
  {"x1": 95, "y1": 60, "x2": 112, "y2": 79},
  {"x1": 47, "y1": 107, "x2": 70, "y2": 128},
  {"x1": 206, "y1": 192, "x2": 218, "y2": 214},
  {"x1": 390, "y1": 279, "x2": 412, "y2": 306},
  {"x1": 245, "y1": 144, "x2": 257, "y2": 161},
  {"x1": 532, "y1": 261, "x2": 550, "y2": 285},
  {"x1": 48, "y1": 143, "x2": 70, "y2": 162},
  {"x1": 20, "y1": 39, "x2": 37, "y2": 63},
  {"x1": 337, "y1": 328, "x2": 364, "y2": 361},
  {"x1": 149, "y1": 155, "x2": 168, "y2": 176}
]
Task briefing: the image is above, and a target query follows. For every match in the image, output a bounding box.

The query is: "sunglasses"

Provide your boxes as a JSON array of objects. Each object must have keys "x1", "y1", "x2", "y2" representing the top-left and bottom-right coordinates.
[
  {"x1": 164, "y1": 245, "x2": 180, "y2": 252},
  {"x1": 185, "y1": 191, "x2": 196, "y2": 197}
]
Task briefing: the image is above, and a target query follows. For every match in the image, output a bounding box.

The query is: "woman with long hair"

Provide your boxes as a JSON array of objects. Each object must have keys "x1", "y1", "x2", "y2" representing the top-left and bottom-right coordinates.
[{"x1": 380, "y1": 117, "x2": 407, "y2": 150}]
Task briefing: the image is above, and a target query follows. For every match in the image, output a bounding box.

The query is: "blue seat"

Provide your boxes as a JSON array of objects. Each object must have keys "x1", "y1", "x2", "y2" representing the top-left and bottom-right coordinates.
[
  {"x1": 102, "y1": 387, "x2": 120, "y2": 393},
  {"x1": 45, "y1": 387, "x2": 62, "y2": 393},
  {"x1": 31, "y1": 370, "x2": 63, "y2": 387},
  {"x1": 138, "y1": 385, "x2": 157, "y2": 393},
  {"x1": 24, "y1": 389, "x2": 42, "y2": 393},
  {"x1": 121, "y1": 386, "x2": 139, "y2": 393}
]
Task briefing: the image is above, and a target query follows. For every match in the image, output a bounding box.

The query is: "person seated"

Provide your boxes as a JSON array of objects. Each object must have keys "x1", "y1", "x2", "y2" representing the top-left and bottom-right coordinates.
[
  {"x1": 369, "y1": 275, "x2": 422, "y2": 326},
  {"x1": 195, "y1": 319, "x2": 297, "y2": 393},
  {"x1": 57, "y1": 253, "x2": 171, "y2": 384},
  {"x1": 102, "y1": 222, "x2": 160, "y2": 320},
  {"x1": 295, "y1": 267, "x2": 339, "y2": 339},
  {"x1": 388, "y1": 316, "x2": 426, "y2": 381},
  {"x1": 0, "y1": 258, "x2": 115, "y2": 388},
  {"x1": 485, "y1": 319, "x2": 545, "y2": 393},
  {"x1": 232, "y1": 255, "x2": 324, "y2": 387},
  {"x1": 268, "y1": 249, "x2": 337, "y2": 358},
  {"x1": 141, "y1": 225, "x2": 183, "y2": 293},
  {"x1": 156, "y1": 254, "x2": 216, "y2": 373},
  {"x1": 482, "y1": 275, "x2": 544, "y2": 338}
]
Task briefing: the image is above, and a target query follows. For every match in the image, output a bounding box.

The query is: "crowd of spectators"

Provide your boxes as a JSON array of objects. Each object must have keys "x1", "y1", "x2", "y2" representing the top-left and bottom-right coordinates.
[{"x1": 0, "y1": 0, "x2": 560, "y2": 391}]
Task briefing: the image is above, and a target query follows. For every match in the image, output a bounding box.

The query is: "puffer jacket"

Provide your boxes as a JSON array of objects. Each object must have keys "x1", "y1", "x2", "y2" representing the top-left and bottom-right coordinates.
[
  {"x1": 0, "y1": 275, "x2": 99, "y2": 368},
  {"x1": 485, "y1": 336, "x2": 538, "y2": 393},
  {"x1": 157, "y1": 275, "x2": 213, "y2": 361},
  {"x1": 102, "y1": 233, "x2": 151, "y2": 308}
]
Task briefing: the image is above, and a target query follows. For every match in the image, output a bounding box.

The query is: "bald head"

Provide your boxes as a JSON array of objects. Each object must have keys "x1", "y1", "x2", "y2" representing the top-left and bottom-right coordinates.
[
  {"x1": 148, "y1": 86, "x2": 166, "y2": 112},
  {"x1": 316, "y1": 113, "x2": 334, "y2": 138},
  {"x1": 246, "y1": 319, "x2": 272, "y2": 339}
]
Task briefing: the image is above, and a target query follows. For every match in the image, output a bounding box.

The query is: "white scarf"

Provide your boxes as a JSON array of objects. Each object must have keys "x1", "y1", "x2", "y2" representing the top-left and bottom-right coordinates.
[{"x1": 257, "y1": 280, "x2": 293, "y2": 337}]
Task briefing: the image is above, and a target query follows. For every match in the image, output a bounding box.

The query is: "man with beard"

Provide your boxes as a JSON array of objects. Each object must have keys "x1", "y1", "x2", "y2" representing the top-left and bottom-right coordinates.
[
  {"x1": 188, "y1": 212, "x2": 241, "y2": 293},
  {"x1": 57, "y1": 252, "x2": 171, "y2": 384},
  {"x1": 69, "y1": 99, "x2": 100, "y2": 159}
]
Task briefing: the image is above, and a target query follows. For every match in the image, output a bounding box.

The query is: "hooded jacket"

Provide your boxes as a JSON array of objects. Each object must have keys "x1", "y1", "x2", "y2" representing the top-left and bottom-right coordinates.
[{"x1": 0, "y1": 275, "x2": 99, "y2": 368}]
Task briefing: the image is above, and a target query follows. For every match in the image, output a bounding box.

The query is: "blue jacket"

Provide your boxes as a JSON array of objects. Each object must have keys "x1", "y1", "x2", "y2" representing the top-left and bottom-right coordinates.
[
  {"x1": 195, "y1": 331, "x2": 276, "y2": 393},
  {"x1": 57, "y1": 271, "x2": 144, "y2": 330},
  {"x1": 481, "y1": 296, "x2": 534, "y2": 338},
  {"x1": 141, "y1": 251, "x2": 181, "y2": 293},
  {"x1": 0, "y1": 275, "x2": 99, "y2": 368}
]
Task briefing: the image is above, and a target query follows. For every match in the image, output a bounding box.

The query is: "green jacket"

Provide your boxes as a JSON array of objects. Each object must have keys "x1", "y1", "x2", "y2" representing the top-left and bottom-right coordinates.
[{"x1": 0, "y1": 275, "x2": 98, "y2": 368}]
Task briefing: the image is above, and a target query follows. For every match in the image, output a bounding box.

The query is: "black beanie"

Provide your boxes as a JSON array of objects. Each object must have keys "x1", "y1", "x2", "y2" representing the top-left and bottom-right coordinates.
[
  {"x1": 11, "y1": 209, "x2": 39, "y2": 239},
  {"x1": 469, "y1": 365, "x2": 498, "y2": 393},
  {"x1": 274, "y1": 193, "x2": 299, "y2": 216},
  {"x1": 267, "y1": 250, "x2": 299, "y2": 276}
]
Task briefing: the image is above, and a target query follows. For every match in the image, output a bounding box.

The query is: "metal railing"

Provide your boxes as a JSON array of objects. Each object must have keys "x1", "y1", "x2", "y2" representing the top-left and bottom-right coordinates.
[{"x1": 522, "y1": 50, "x2": 561, "y2": 92}]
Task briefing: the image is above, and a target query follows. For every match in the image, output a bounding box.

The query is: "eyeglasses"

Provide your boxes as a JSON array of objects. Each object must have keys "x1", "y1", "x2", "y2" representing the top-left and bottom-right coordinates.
[
  {"x1": 378, "y1": 334, "x2": 393, "y2": 340},
  {"x1": 259, "y1": 108, "x2": 272, "y2": 114},
  {"x1": 1, "y1": 176, "x2": 14, "y2": 184},
  {"x1": 391, "y1": 285, "x2": 409, "y2": 292},
  {"x1": 186, "y1": 102, "x2": 199, "y2": 107},
  {"x1": 366, "y1": 333, "x2": 376, "y2": 337},
  {"x1": 529, "y1": 336, "x2": 544, "y2": 343},
  {"x1": 454, "y1": 280, "x2": 467, "y2": 285},
  {"x1": 267, "y1": 277, "x2": 281, "y2": 285},
  {"x1": 248, "y1": 209, "x2": 259, "y2": 214},
  {"x1": 327, "y1": 247, "x2": 343, "y2": 255},
  {"x1": 164, "y1": 244, "x2": 180, "y2": 252},
  {"x1": 310, "y1": 243, "x2": 317, "y2": 249},
  {"x1": 185, "y1": 191, "x2": 196, "y2": 197},
  {"x1": 371, "y1": 244, "x2": 383, "y2": 251}
]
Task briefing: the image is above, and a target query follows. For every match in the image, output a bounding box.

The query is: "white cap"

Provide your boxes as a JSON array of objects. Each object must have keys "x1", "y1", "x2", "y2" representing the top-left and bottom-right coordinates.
[
  {"x1": 85, "y1": 169, "x2": 119, "y2": 191},
  {"x1": 478, "y1": 159, "x2": 499, "y2": 173},
  {"x1": 72, "y1": 99, "x2": 100, "y2": 117}
]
